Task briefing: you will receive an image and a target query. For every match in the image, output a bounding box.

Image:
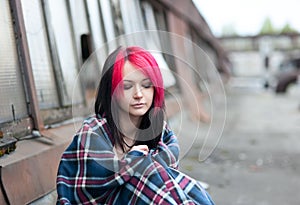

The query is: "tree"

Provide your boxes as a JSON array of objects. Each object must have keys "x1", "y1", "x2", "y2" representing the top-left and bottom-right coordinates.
[
  {"x1": 280, "y1": 23, "x2": 298, "y2": 34},
  {"x1": 259, "y1": 17, "x2": 276, "y2": 35}
]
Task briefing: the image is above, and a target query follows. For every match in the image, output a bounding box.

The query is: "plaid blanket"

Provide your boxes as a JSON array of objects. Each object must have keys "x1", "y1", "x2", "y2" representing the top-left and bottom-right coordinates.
[{"x1": 56, "y1": 115, "x2": 214, "y2": 205}]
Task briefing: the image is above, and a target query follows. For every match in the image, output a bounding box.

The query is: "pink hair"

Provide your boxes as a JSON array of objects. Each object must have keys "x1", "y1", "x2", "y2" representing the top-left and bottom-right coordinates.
[{"x1": 111, "y1": 46, "x2": 164, "y2": 109}]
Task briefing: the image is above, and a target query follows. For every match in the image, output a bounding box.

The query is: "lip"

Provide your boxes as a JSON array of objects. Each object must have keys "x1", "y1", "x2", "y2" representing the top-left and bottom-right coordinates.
[{"x1": 131, "y1": 103, "x2": 145, "y2": 108}]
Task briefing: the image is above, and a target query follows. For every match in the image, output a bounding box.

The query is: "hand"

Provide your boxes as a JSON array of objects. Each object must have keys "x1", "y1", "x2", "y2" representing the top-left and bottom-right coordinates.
[{"x1": 129, "y1": 145, "x2": 149, "y2": 155}]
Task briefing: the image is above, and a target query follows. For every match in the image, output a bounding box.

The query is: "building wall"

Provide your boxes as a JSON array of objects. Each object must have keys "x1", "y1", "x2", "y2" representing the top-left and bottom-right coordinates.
[{"x1": 0, "y1": 0, "x2": 227, "y2": 203}]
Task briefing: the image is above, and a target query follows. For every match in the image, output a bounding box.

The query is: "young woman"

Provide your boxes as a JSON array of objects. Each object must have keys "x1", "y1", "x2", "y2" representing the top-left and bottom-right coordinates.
[{"x1": 56, "y1": 46, "x2": 215, "y2": 205}]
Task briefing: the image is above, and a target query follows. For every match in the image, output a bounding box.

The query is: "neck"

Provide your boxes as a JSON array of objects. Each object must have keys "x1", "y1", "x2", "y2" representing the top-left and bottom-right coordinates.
[{"x1": 118, "y1": 112, "x2": 141, "y2": 140}]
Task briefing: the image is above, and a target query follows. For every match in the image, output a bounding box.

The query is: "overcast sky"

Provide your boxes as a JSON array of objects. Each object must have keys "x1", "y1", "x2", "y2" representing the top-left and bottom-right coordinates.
[{"x1": 193, "y1": 0, "x2": 300, "y2": 36}]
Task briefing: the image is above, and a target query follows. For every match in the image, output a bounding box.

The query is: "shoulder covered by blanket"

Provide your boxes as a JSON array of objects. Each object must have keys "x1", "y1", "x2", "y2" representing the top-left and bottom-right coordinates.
[{"x1": 57, "y1": 115, "x2": 214, "y2": 205}]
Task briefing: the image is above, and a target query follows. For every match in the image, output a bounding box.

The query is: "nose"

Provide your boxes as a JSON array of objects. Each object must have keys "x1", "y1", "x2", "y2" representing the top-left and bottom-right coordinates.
[{"x1": 133, "y1": 85, "x2": 143, "y2": 98}]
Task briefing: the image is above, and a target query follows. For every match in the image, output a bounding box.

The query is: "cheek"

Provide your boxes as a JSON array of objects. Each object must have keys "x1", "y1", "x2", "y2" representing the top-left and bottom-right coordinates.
[
  {"x1": 122, "y1": 90, "x2": 133, "y2": 101},
  {"x1": 146, "y1": 89, "x2": 154, "y2": 102},
  {"x1": 116, "y1": 92, "x2": 131, "y2": 107}
]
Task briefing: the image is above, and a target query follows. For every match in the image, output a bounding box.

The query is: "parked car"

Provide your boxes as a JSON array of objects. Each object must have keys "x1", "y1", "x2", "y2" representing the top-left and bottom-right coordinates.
[{"x1": 272, "y1": 57, "x2": 300, "y2": 93}]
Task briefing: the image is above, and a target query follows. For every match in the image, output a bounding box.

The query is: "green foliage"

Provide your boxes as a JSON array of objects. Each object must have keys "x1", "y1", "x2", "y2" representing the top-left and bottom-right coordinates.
[
  {"x1": 259, "y1": 17, "x2": 299, "y2": 35},
  {"x1": 259, "y1": 17, "x2": 276, "y2": 34},
  {"x1": 220, "y1": 17, "x2": 299, "y2": 37},
  {"x1": 280, "y1": 23, "x2": 298, "y2": 34}
]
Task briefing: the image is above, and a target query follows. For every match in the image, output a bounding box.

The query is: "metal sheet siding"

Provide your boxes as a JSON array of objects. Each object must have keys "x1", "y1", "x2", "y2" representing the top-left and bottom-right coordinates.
[
  {"x1": 0, "y1": 0, "x2": 28, "y2": 123},
  {"x1": 21, "y1": 0, "x2": 59, "y2": 109}
]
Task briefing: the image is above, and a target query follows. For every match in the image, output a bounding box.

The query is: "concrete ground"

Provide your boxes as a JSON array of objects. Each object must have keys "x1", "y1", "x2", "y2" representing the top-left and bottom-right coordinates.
[
  {"x1": 177, "y1": 84, "x2": 300, "y2": 205},
  {"x1": 30, "y1": 83, "x2": 300, "y2": 205}
]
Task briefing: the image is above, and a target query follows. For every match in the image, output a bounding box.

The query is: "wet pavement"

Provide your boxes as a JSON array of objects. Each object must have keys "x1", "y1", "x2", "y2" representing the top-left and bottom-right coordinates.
[
  {"x1": 177, "y1": 84, "x2": 300, "y2": 205},
  {"x1": 31, "y1": 82, "x2": 300, "y2": 205}
]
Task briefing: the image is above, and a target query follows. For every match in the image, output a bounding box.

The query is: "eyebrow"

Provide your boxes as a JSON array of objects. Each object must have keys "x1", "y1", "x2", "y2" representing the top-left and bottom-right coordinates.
[{"x1": 123, "y1": 78, "x2": 151, "y2": 83}]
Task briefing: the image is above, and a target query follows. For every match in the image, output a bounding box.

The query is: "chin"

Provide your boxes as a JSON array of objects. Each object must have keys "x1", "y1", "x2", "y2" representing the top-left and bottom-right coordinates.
[{"x1": 129, "y1": 110, "x2": 148, "y2": 117}]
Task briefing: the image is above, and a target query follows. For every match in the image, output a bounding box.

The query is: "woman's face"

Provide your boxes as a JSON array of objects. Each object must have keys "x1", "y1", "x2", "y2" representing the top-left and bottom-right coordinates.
[{"x1": 116, "y1": 61, "x2": 154, "y2": 121}]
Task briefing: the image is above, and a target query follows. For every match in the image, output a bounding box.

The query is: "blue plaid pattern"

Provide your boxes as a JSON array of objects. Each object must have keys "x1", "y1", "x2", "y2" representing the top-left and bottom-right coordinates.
[{"x1": 56, "y1": 115, "x2": 214, "y2": 205}]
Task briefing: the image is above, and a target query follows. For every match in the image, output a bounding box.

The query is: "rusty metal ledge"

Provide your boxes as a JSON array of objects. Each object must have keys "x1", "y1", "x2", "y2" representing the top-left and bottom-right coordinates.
[{"x1": 0, "y1": 122, "x2": 78, "y2": 205}]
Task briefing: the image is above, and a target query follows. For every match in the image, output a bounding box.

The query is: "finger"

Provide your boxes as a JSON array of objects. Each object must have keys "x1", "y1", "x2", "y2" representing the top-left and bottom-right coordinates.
[
  {"x1": 130, "y1": 145, "x2": 149, "y2": 153},
  {"x1": 138, "y1": 145, "x2": 149, "y2": 152}
]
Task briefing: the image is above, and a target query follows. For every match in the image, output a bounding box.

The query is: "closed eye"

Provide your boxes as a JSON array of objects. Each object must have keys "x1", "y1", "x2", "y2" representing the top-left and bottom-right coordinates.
[
  {"x1": 142, "y1": 82, "x2": 153, "y2": 88},
  {"x1": 123, "y1": 84, "x2": 133, "y2": 90}
]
